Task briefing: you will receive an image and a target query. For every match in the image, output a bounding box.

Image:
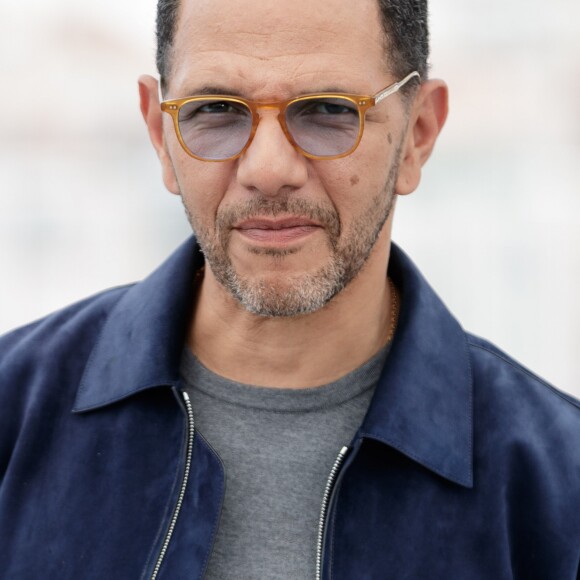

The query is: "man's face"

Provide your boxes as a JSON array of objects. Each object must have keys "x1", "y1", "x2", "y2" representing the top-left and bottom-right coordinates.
[{"x1": 156, "y1": 0, "x2": 416, "y2": 316}]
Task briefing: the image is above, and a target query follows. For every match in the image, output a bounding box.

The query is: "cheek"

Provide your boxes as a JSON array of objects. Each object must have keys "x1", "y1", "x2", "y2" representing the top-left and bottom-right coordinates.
[
  {"x1": 174, "y1": 158, "x2": 235, "y2": 223},
  {"x1": 322, "y1": 154, "x2": 392, "y2": 200},
  {"x1": 316, "y1": 155, "x2": 394, "y2": 226}
]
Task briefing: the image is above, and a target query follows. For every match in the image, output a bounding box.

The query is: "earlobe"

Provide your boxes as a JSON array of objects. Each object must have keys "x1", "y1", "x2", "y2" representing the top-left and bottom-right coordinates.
[
  {"x1": 137, "y1": 75, "x2": 180, "y2": 195},
  {"x1": 395, "y1": 80, "x2": 449, "y2": 196}
]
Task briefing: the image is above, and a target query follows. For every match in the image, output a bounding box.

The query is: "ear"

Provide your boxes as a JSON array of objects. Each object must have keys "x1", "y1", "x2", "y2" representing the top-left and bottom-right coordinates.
[
  {"x1": 396, "y1": 79, "x2": 448, "y2": 195},
  {"x1": 138, "y1": 74, "x2": 180, "y2": 195}
]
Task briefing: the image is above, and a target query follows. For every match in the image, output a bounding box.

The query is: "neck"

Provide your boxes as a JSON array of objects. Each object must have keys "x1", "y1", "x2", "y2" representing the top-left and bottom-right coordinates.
[{"x1": 187, "y1": 230, "x2": 395, "y2": 389}]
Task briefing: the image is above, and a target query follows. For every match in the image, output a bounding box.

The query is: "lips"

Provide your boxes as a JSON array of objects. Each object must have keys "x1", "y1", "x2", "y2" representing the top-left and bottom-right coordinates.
[
  {"x1": 233, "y1": 217, "x2": 321, "y2": 244},
  {"x1": 234, "y1": 217, "x2": 321, "y2": 230}
]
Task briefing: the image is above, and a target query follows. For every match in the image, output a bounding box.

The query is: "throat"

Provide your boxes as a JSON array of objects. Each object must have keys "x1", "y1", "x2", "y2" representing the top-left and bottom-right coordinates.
[{"x1": 188, "y1": 273, "x2": 396, "y2": 389}]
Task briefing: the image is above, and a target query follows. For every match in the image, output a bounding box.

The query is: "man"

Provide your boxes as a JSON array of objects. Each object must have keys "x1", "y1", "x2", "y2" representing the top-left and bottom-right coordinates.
[{"x1": 1, "y1": 0, "x2": 578, "y2": 578}]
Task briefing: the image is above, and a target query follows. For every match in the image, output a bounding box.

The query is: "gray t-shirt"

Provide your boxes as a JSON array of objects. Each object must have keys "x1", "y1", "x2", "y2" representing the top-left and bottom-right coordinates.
[{"x1": 180, "y1": 345, "x2": 389, "y2": 579}]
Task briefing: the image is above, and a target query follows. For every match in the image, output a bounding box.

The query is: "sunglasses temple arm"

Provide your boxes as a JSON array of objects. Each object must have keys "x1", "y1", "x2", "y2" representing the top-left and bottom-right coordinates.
[
  {"x1": 158, "y1": 78, "x2": 165, "y2": 104},
  {"x1": 374, "y1": 71, "x2": 421, "y2": 105}
]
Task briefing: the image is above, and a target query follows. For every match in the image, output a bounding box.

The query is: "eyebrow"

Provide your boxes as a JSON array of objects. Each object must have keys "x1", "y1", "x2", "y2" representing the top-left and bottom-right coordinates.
[
  {"x1": 182, "y1": 85, "x2": 244, "y2": 97},
  {"x1": 179, "y1": 85, "x2": 361, "y2": 99}
]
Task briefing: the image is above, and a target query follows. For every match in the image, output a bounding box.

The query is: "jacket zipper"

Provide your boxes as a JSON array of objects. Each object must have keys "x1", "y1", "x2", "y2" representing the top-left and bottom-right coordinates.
[
  {"x1": 316, "y1": 445, "x2": 350, "y2": 580},
  {"x1": 150, "y1": 391, "x2": 195, "y2": 580}
]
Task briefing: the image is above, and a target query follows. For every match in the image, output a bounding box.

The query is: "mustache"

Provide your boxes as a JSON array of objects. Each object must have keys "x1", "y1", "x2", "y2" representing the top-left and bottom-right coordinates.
[{"x1": 216, "y1": 197, "x2": 342, "y2": 240}]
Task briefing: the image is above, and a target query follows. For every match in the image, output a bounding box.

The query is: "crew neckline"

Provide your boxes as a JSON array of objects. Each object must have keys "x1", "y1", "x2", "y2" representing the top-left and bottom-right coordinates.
[{"x1": 180, "y1": 343, "x2": 390, "y2": 412}]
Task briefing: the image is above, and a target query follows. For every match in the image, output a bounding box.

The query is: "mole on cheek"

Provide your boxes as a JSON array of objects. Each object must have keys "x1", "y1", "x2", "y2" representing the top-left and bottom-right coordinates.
[
  {"x1": 387, "y1": 133, "x2": 393, "y2": 145},
  {"x1": 350, "y1": 175, "x2": 360, "y2": 186}
]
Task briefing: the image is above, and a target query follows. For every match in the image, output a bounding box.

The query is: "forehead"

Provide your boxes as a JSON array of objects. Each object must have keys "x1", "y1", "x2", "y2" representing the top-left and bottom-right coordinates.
[{"x1": 168, "y1": 0, "x2": 389, "y2": 98}]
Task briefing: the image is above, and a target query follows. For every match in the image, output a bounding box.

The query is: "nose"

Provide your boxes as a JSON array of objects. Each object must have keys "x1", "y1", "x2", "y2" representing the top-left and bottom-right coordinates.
[{"x1": 236, "y1": 110, "x2": 309, "y2": 197}]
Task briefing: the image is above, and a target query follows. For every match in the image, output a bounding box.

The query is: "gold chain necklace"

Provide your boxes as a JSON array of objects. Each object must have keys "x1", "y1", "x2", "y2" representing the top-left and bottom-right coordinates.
[{"x1": 386, "y1": 277, "x2": 400, "y2": 345}]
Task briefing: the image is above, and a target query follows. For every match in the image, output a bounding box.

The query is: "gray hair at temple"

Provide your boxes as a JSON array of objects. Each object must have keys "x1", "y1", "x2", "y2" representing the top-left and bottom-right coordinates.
[{"x1": 155, "y1": 0, "x2": 429, "y2": 96}]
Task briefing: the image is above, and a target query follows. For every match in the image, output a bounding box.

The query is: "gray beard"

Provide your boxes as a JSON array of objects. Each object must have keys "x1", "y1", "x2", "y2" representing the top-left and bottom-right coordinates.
[{"x1": 183, "y1": 154, "x2": 399, "y2": 318}]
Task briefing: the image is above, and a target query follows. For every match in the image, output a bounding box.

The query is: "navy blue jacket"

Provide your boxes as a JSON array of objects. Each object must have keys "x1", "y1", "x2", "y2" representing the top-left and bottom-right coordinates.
[{"x1": 1, "y1": 238, "x2": 579, "y2": 579}]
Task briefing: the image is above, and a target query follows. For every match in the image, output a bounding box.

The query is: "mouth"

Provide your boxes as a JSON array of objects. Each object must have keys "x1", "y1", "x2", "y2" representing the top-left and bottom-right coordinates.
[{"x1": 232, "y1": 217, "x2": 322, "y2": 245}]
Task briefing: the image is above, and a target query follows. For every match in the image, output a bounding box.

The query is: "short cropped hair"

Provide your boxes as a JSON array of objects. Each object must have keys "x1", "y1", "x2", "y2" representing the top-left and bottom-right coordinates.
[{"x1": 155, "y1": 0, "x2": 429, "y2": 94}]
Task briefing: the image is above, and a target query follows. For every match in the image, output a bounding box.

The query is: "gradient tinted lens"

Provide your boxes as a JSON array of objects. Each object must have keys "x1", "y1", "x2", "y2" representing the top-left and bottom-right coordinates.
[
  {"x1": 286, "y1": 97, "x2": 361, "y2": 157},
  {"x1": 178, "y1": 99, "x2": 253, "y2": 160},
  {"x1": 176, "y1": 96, "x2": 362, "y2": 160}
]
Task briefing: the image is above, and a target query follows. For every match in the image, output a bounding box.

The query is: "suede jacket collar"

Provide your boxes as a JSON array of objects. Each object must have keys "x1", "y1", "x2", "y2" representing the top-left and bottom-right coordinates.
[{"x1": 74, "y1": 237, "x2": 473, "y2": 488}]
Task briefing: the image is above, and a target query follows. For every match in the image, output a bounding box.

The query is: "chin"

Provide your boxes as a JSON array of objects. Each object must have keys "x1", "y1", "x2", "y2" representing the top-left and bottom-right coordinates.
[{"x1": 223, "y1": 262, "x2": 347, "y2": 318}]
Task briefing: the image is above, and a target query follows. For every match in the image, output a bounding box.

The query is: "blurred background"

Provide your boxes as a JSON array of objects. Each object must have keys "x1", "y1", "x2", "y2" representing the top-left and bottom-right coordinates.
[{"x1": 0, "y1": 0, "x2": 579, "y2": 397}]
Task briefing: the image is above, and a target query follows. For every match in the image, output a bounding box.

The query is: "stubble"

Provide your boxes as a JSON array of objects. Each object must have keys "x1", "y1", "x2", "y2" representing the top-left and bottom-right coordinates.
[{"x1": 182, "y1": 151, "x2": 400, "y2": 318}]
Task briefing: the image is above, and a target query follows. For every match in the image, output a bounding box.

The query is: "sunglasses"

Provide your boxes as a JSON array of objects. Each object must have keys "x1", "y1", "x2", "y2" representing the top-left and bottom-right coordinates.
[{"x1": 161, "y1": 71, "x2": 420, "y2": 161}]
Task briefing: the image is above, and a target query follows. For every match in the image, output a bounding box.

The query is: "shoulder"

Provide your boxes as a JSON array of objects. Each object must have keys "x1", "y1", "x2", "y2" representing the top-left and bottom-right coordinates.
[
  {"x1": 0, "y1": 284, "x2": 132, "y2": 369},
  {"x1": 0, "y1": 286, "x2": 133, "y2": 452},
  {"x1": 466, "y1": 333, "x2": 579, "y2": 478},
  {"x1": 467, "y1": 333, "x2": 579, "y2": 412}
]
